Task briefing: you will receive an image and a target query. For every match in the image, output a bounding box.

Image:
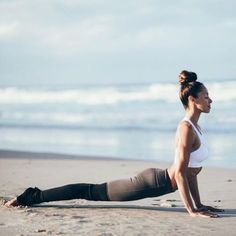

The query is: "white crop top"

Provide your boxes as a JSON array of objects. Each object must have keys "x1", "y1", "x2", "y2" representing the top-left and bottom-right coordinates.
[{"x1": 175, "y1": 117, "x2": 208, "y2": 168}]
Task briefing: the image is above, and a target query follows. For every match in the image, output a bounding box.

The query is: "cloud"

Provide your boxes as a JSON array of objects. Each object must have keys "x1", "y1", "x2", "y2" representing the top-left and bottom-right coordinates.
[
  {"x1": 0, "y1": 22, "x2": 19, "y2": 40},
  {"x1": 0, "y1": 0, "x2": 236, "y2": 84},
  {"x1": 40, "y1": 15, "x2": 115, "y2": 55}
]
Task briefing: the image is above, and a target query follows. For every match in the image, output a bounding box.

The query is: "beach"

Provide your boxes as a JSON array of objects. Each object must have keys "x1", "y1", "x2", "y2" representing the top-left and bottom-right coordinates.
[
  {"x1": 0, "y1": 150, "x2": 235, "y2": 236},
  {"x1": 1, "y1": 0, "x2": 236, "y2": 235}
]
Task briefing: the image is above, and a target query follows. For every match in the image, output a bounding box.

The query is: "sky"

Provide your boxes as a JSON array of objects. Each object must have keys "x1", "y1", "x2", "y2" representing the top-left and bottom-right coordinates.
[{"x1": 0, "y1": 0, "x2": 236, "y2": 86}]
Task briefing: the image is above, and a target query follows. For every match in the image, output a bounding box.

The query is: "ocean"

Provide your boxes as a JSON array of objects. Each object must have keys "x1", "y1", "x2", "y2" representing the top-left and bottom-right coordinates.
[{"x1": 0, "y1": 80, "x2": 236, "y2": 168}]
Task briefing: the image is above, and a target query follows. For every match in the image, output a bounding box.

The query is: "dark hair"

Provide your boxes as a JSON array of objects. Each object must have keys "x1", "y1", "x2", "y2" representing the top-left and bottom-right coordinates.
[{"x1": 179, "y1": 70, "x2": 204, "y2": 108}]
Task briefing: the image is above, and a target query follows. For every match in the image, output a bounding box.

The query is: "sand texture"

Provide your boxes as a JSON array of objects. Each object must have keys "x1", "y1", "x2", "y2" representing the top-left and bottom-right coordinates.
[{"x1": 0, "y1": 150, "x2": 236, "y2": 236}]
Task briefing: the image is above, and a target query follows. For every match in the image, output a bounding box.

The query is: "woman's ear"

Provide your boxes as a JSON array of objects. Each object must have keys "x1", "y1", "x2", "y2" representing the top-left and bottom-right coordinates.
[{"x1": 188, "y1": 95, "x2": 195, "y2": 104}]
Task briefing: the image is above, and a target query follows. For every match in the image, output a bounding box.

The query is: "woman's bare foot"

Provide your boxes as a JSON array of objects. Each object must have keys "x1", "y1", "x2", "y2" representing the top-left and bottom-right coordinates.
[{"x1": 4, "y1": 198, "x2": 19, "y2": 207}]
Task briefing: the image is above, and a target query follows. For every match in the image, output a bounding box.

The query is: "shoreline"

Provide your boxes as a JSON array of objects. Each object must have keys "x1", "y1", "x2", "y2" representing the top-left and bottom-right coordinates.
[
  {"x1": 0, "y1": 149, "x2": 131, "y2": 161},
  {"x1": 1, "y1": 148, "x2": 235, "y2": 170},
  {"x1": 0, "y1": 148, "x2": 171, "y2": 167},
  {"x1": 0, "y1": 149, "x2": 236, "y2": 235}
]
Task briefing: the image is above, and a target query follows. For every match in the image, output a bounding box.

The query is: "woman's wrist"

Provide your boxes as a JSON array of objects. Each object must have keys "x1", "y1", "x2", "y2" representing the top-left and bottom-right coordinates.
[
  {"x1": 187, "y1": 207, "x2": 197, "y2": 214},
  {"x1": 195, "y1": 202, "x2": 203, "y2": 209},
  {"x1": 188, "y1": 209, "x2": 199, "y2": 217}
]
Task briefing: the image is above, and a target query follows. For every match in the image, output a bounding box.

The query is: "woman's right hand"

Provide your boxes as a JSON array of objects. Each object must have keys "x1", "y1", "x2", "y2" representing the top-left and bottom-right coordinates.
[{"x1": 189, "y1": 210, "x2": 219, "y2": 218}]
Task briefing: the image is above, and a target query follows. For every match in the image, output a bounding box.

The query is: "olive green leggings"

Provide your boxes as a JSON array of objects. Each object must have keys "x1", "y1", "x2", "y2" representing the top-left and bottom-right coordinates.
[{"x1": 17, "y1": 168, "x2": 174, "y2": 206}]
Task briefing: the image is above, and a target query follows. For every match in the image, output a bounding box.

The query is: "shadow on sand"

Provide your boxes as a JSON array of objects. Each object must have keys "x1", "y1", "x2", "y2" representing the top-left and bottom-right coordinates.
[{"x1": 32, "y1": 203, "x2": 236, "y2": 217}]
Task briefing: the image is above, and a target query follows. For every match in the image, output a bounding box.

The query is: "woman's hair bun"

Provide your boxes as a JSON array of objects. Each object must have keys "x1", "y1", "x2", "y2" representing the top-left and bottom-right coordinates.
[{"x1": 179, "y1": 70, "x2": 197, "y2": 86}]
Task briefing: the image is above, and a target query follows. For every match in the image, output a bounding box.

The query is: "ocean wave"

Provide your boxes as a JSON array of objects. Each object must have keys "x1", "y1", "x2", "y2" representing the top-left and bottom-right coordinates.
[
  {"x1": 0, "y1": 83, "x2": 179, "y2": 105},
  {"x1": 0, "y1": 81, "x2": 235, "y2": 105},
  {"x1": 1, "y1": 111, "x2": 236, "y2": 133},
  {"x1": 207, "y1": 81, "x2": 236, "y2": 102},
  {"x1": 0, "y1": 110, "x2": 177, "y2": 129}
]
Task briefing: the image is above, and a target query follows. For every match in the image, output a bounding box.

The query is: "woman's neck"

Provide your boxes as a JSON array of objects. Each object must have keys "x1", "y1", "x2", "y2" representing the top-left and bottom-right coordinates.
[{"x1": 185, "y1": 109, "x2": 201, "y2": 125}]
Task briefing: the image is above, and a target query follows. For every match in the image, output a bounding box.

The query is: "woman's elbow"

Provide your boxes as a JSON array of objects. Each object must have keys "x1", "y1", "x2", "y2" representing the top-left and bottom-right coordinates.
[{"x1": 174, "y1": 169, "x2": 186, "y2": 182}]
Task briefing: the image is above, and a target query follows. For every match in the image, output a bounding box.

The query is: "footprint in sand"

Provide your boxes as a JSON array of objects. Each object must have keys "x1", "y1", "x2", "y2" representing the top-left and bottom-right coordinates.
[
  {"x1": 71, "y1": 215, "x2": 86, "y2": 219},
  {"x1": 152, "y1": 199, "x2": 180, "y2": 207},
  {"x1": 159, "y1": 202, "x2": 177, "y2": 208}
]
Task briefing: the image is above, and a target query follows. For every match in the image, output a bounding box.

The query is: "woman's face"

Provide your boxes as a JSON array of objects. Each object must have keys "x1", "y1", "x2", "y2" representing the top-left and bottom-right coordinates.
[{"x1": 194, "y1": 86, "x2": 213, "y2": 113}]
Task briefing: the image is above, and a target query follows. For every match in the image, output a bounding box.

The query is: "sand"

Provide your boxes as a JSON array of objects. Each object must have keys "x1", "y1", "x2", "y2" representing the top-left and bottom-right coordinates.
[{"x1": 0, "y1": 150, "x2": 236, "y2": 236}]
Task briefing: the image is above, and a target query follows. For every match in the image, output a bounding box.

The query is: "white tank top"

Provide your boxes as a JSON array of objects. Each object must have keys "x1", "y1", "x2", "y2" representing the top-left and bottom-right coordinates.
[{"x1": 175, "y1": 117, "x2": 208, "y2": 168}]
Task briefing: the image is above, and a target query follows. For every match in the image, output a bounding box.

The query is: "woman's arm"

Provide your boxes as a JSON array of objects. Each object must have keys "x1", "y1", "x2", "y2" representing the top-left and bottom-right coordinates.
[
  {"x1": 175, "y1": 122, "x2": 219, "y2": 218},
  {"x1": 187, "y1": 168, "x2": 202, "y2": 208},
  {"x1": 187, "y1": 168, "x2": 224, "y2": 213},
  {"x1": 175, "y1": 122, "x2": 197, "y2": 215}
]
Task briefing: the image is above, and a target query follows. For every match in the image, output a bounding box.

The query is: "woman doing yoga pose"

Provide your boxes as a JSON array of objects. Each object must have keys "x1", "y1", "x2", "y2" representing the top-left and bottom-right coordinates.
[{"x1": 5, "y1": 70, "x2": 223, "y2": 218}]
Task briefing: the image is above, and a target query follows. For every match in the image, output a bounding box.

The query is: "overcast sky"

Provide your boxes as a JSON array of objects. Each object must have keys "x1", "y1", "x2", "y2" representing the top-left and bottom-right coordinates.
[{"x1": 0, "y1": 0, "x2": 235, "y2": 86}]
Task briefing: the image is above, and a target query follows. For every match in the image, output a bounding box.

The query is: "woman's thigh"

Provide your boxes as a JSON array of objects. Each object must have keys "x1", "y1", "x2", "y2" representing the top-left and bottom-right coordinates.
[{"x1": 107, "y1": 168, "x2": 163, "y2": 201}]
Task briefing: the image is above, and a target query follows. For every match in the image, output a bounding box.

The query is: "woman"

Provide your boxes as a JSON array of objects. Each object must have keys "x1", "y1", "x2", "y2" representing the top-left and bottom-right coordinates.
[{"x1": 5, "y1": 70, "x2": 223, "y2": 218}]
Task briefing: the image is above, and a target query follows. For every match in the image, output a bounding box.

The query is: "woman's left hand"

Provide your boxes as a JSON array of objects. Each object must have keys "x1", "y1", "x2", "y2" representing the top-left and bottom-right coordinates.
[{"x1": 197, "y1": 204, "x2": 224, "y2": 212}]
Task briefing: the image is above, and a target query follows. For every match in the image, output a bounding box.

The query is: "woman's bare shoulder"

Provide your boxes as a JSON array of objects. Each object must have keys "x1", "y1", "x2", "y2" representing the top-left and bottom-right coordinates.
[
  {"x1": 179, "y1": 120, "x2": 192, "y2": 130},
  {"x1": 177, "y1": 120, "x2": 195, "y2": 140}
]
